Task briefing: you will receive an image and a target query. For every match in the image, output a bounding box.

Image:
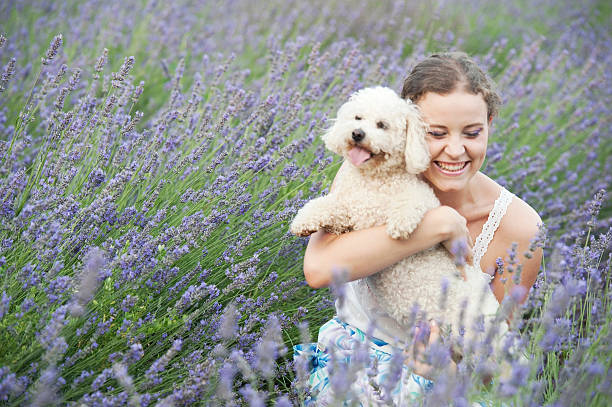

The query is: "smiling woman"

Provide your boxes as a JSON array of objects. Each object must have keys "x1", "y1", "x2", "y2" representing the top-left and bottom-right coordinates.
[
  {"x1": 402, "y1": 52, "x2": 543, "y2": 304},
  {"x1": 299, "y1": 52, "x2": 544, "y2": 404}
]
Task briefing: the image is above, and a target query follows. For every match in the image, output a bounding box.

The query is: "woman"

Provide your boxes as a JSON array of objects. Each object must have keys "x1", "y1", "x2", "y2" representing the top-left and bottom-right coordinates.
[{"x1": 296, "y1": 52, "x2": 543, "y2": 405}]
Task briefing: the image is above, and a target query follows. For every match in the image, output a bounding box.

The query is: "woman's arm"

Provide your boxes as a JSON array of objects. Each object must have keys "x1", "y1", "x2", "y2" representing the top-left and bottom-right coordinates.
[
  {"x1": 302, "y1": 163, "x2": 473, "y2": 288},
  {"x1": 304, "y1": 210, "x2": 455, "y2": 288},
  {"x1": 489, "y1": 199, "x2": 543, "y2": 305}
]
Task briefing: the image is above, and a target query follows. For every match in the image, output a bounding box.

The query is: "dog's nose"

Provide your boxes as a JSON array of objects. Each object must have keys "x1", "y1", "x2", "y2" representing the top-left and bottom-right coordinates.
[{"x1": 352, "y1": 128, "x2": 365, "y2": 142}]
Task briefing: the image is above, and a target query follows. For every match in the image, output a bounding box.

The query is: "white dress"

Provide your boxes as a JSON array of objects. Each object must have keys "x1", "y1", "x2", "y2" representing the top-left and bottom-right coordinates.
[
  {"x1": 336, "y1": 188, "x2": 513, "y2": 345},
  {"x1": 294, "y1": 188, "x2": 514, "y2": 406}
]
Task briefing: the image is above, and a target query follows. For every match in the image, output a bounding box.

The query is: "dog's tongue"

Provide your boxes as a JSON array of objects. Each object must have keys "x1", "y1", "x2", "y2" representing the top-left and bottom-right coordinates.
[{"x1": 348, "y1": 146, "x2": 372, "y2": 166}]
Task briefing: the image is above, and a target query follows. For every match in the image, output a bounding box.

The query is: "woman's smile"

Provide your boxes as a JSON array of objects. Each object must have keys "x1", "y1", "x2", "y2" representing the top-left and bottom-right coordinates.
[{"x1": 433, "y1": 160, "x2": 470, "y2": 175}]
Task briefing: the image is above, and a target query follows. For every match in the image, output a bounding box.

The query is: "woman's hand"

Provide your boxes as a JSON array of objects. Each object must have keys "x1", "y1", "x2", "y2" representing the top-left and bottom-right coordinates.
[
  {"x1": 429, "y1": 206, "x2": 474, "y2": 270},
  {"x1": 404, "y1": 320, "x2": 457, "y2": 380}
]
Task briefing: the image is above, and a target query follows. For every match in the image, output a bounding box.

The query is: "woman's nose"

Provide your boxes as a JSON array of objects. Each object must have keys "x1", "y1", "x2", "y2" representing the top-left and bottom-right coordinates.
[{"x1": 444, "y1": 136, "x2": 466, "y2": 157}]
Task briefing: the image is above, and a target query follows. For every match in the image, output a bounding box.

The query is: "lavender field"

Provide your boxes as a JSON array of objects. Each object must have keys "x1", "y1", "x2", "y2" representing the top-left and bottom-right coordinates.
[{"x1": 1, "y1": 0, "x2": 611, "y2": 405}]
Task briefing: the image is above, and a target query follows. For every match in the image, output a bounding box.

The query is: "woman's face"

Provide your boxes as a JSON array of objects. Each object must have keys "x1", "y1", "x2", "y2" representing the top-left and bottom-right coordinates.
[{"x1": 416, "y1": 89, "x2": 490, "y2": 193}]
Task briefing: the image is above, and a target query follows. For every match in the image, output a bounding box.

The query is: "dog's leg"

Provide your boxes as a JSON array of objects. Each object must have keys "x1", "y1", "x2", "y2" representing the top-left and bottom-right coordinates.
[
  {"x1": 386, "y1": 187, "x2": 437, "y2": 239},
  {"x1": 290, "y1": 195, "x2": 353, "y2": 236}
]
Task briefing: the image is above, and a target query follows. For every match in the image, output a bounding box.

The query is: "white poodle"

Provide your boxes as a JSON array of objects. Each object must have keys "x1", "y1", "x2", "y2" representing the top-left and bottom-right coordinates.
[{"x1": 290, "y1": 86, "x2": 503, "y2": 346}]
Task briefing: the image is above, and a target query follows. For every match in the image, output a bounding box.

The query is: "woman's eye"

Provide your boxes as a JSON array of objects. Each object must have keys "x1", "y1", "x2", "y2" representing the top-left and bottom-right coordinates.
[
  {"x1": 355, "y1": 115, "x2": 362, "y2": 120},
  {"x1": 465, "y1": 129, "x2": 482, "y2": 137},
  {"x1": 376, "y1": 121, "x2": 388, "y2": 130},
  {"x1": 427, "y1": 131, "x2": 445, "y2": 137}
]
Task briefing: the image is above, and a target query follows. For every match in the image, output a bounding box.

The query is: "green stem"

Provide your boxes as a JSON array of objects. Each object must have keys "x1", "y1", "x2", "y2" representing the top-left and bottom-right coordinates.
[{"x1": 2, "y1": 64, "x2": 44, "y2": 167}]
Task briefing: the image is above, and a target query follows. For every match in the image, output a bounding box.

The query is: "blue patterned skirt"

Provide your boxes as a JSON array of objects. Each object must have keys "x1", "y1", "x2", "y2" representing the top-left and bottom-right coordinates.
[{"x1": 293, "y1": 317, "x2": 434, "y2": 406}]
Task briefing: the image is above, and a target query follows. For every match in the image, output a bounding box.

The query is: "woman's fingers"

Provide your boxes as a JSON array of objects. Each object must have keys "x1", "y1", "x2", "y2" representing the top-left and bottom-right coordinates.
[
  {"x1": 438, "y1": 206, "x2": 475, "y2": 268},
  {"x1": 404, "y1": 320, "x2": 441, "y2": 379},
  {"x1": 405, "y1": 323, "x2": 429, "y2": 377},
  {"x1": 428, "y1": 320, "x2": 440, "y2": 340},
  {"x1": 404, "y1": 344, "x2": 433, "y2": 379},
  {"x1": 404, "y1": 320, "x2": 458, "y2": 379}
]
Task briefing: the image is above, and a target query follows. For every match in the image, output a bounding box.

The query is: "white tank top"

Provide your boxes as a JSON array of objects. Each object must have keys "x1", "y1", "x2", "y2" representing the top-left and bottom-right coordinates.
[{"x1": 335, "y1": 188, "x2": 514, "y2": 345}]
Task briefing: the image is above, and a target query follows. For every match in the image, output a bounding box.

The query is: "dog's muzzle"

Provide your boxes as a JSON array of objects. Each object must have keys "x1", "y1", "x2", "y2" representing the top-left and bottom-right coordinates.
[{"x1": 352, "y1": 128, "x2": 365, "y2": 142}]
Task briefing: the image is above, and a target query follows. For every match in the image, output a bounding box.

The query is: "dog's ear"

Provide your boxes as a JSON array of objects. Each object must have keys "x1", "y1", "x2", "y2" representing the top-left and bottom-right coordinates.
[
  {"x1": 404, "y1": 110, "x2": 430, "y2": 174},
  {"x1": 321, "y1": 120, "x2": 335, "y2": 149},
  {"x1": 321, "y1": 118, "x2": 344, "y2": 156}
]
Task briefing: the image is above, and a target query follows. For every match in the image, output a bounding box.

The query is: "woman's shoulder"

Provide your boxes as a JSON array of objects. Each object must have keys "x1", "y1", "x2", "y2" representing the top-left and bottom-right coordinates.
[
  {"x1": 476, "y1": 173, "x2": 542, "y2": 243},
  {"x1": 485, "y1": 181, "x2": 544, "y2": 303},
  {"x1": 498, "y1": 187, "x2": 543, "y2": 246},
  {"x1": 481, "y1": 174, "x2": 542, "y2": 235}
]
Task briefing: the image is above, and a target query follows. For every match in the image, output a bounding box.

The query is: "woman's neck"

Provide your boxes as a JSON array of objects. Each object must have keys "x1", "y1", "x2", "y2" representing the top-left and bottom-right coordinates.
[
  {"x1": 435, "y1": 186, "x2": 477, "y2": 213},
  {"x1": 431, "y1": 172, "x2": 498, "y2": 217}
]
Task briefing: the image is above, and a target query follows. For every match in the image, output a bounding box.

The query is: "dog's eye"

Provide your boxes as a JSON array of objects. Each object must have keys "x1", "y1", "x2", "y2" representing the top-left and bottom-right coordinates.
[
  {"x1": 377, "y1": 121, "x2": 388, "y2": 130},
  {"x1": 355, "y1": 115, "x2": 362, "y2": 120}
]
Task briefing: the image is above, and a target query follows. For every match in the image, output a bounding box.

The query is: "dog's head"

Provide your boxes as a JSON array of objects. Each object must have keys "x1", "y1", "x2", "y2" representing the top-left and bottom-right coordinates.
[{"x1": 322, "y1": 86, "x2": 430, "y2": 174}]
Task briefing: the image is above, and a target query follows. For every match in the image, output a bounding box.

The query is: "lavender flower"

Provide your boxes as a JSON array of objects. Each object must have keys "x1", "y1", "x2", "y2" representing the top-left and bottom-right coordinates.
[
  {"x1": 70, "y1": 247, "x2": 107, "y2": 316},
  {"x1": 216, "y1": 361, "x2": 237, "y2": 403},
  {"x1": 0, "y1": 291, "x2": 10, "y2": 320},
  {"x1": 93, "y1": 48, "x2": 109, "y2": 80},
  {"x1": 329, "y1": 267, "x2": 348, "y2": 308},
  {"x1": 218, "y1": 302, "x2": 239, "y2": 340},
  {"x1": 112, "y1": 362, "x2": 140, "y2": 405},
  {"x1": 239, "y1": 384, "x2": 266, "y2": 407},
  {"x1": 112, "y1": 56, "x2": 135, "y2": 88},
  {"x1": 450, "y1": 238, "x2": 469, "y2": 268},
  {"x1": 0, "y1": 57, "x2": 16, "y2": 92},
  {"x1": 498, "y1": 361, "x2": 530, "y2": 398},
  {"x1": 0, "y1": 368, "x2": 26, "y2": 401},
  {"x1": 254, "y1": 315, "x2": 286, "y2": 379},
  {"x1": 30, "y1": 366, "x2": 61, "y2": 407},
  {"x1": 145, "y1": 339, "x2": 183, "y2": 387},
  {"x1": 41, "y1": 34, "x2": 62, "y2": 65}
]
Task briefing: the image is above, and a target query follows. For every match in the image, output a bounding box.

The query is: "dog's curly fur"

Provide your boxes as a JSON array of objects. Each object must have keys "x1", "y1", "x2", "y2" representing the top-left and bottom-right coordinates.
[{"x1": 291, "y1": 87, "x2": 503, "y2": 343}]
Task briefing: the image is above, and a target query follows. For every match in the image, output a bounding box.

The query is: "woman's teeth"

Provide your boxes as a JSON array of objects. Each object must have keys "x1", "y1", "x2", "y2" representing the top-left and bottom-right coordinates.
[{"x1": 435, "y1": 161, "x2": 468, "y2": 172}]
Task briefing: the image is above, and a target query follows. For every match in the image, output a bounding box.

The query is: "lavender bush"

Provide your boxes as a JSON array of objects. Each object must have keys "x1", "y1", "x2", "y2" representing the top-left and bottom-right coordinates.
[{"x1": 1, "y1": 0, "x2": 611, "y2": 405}]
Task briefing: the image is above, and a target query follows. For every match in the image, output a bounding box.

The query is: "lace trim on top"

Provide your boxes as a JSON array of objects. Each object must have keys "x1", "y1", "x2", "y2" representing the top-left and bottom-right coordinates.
[{"x1": 472, "y1": 188, "x2": 514, "y2": 274}]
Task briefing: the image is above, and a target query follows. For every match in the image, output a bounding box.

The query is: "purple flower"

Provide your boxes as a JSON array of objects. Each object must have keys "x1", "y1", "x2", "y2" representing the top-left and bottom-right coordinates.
[
  {"x1": 145, "y1": 339, "x2": 183, "y2": 387},
  {"x1": 254, "y1": 316, "x2": 286, "y2": 379},
  {"x1": 70, "y1": 247, "x2": 107, "y2": 316},
  {"x1": 124, "y1": 343, "x2": 144, "y2": 365},
  {"x1": 499, "y1": 362, "x2": 530, "y2": 398},
  {"x1": 450, "y1": 238, "x2": 469, "y2": 267},
  {"x1": 120, "y1": 294, "x2": 138, "y2": 313},
  {"x1": 45, "y1": 276, "x2": 72, "y2": 304},
  {"x1": 216, "y1": 362, "x2": 237, "y2": 402},
  {"x1": 0, "y1": 58, "x2": 16, "y2": 92},
  {"x1": 0, "y1": 292, "x2": 11, "y2": 320},
  {"x1": 273, "y1": 395, "x2": 292, "y2": 407},
  {"x1": 218, "y1": 302, "x2": 239, "y2": 340},
  {"x1": 30, "y1": 366, "x2": 61, "y2": 407},
  {"x1": 0, "y1": 367, "x2": 26, "y2": 401},
  {"x1": 91, "y1": 367, "x2": 113, "y2": 391},
  {"x1": 239, "y1": 384, "x2": 266, "y2": 407},
  {"x1": 112, "y1": 362, "x2": 135, "y2": 394},
  {"x1": 41, "y1": 34, "x2": 62, "y2": 65},
  {"x1": 329, "y1": 267, "x2": 348, "y2": 308}
]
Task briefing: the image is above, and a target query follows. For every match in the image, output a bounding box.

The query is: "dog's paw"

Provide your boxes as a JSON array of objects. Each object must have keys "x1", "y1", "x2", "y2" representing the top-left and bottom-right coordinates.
[
  {"x1": 386, "y1": 221, "x2": 416, "y2": 239},
  {"x1": 289, "y1": 219, "x2": 320, "y2": 236},
  {"x1": 323, "y1": 223, "x2": 353, "y2": 235}
]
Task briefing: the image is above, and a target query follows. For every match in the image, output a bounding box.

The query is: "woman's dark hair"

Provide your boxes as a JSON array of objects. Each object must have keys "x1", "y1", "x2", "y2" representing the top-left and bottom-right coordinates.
[{"x1": 401, "y1": 52, "x2": 502, "y2": 120}]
